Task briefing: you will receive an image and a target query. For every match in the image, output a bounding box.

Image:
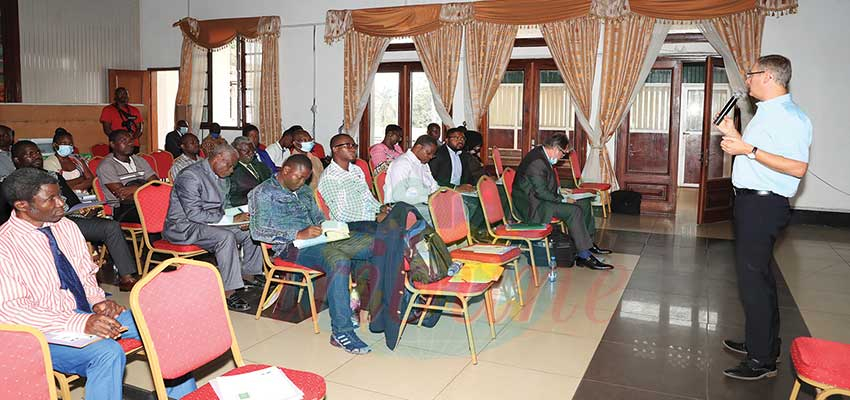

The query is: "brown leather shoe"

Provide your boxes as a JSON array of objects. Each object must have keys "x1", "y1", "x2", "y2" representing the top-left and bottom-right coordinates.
[{"x1": 118, "y1": 275, "x2": 139, "y2": 292}]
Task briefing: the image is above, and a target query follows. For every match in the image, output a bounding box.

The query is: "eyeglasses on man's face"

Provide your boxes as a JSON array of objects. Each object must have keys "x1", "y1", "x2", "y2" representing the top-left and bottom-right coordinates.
[
  {"x1": 746, "y1": 70, "x2": 766, "y2": 78},
  {"x1": 333, "y1": 143, "x2": 358, "y2": 150}
]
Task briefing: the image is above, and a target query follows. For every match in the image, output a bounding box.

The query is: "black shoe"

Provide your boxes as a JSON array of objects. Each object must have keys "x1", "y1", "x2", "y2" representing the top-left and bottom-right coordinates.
[
  {"x1": 722, "y1": 339, "x2": 782, "y2": 362},
  {"x1": 589, "y1": 243, "x2": 612, "y2": 255},
  {"x1": 226, "y1": 294, "x2": 251, "y2": 311},
  {"x1": 243, "y1": 274, "x2": 267, "y2": 288},
  {"x1": 576, "y1": 255, "x2": 614, "y2": 270},
  {"x1": 723, "y1": 358, "x2": 777, "y2": 381}
]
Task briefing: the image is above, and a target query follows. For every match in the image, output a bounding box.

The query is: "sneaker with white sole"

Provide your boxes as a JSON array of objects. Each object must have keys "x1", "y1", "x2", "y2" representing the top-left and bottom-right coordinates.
[{"x1": 330, "y1": 331, "x2": 371, "y2": 355}]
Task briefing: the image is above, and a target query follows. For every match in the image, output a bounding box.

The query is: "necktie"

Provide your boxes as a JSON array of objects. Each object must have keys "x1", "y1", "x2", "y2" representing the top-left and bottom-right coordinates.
[{"x1": 38, "y1": 226, "x2": 92, "y2": 313}]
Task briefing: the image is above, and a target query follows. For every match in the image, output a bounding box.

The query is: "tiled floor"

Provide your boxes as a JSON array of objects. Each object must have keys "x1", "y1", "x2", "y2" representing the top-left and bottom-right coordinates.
[{"x1": 68, "y1": 188, "x2": 850, "y2": 399}]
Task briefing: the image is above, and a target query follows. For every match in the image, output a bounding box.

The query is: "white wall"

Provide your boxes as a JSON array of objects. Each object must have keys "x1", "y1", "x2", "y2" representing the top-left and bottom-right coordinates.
[
  {"x1": 762, "y1": 0, "x2": 850, "y2": 212},
  {"x1": 139, "y1": 0, "x2": 850, "y2": 212},
  {"x1": 19, "y1": 0, "x2": 140, "y2": 103}
]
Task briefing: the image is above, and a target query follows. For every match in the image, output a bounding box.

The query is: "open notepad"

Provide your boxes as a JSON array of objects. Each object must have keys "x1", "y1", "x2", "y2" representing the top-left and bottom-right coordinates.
[
  {"x1": 44, "y1": 331, "x2": 103, "y2": 348},
  {"x1": 292, "y1": 221, "x2": 350, "y2": 249},
  {"x1": 209, "y1": 366, "x2": 304, "y2": 400},
  {"x1": 463, "y1": 244, "x2": 514, "y2": 255},
  {"x1": 210, "y1": 206, "x2": 250, "y2": 226}
]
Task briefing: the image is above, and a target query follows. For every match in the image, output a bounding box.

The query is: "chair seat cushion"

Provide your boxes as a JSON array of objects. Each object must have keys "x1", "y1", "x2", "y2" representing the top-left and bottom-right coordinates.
[
  {"x1": 183, "y1": 364, "x2": 326, "y2": 400},
  {"x1": 451, "y1": 246, "x2": 521, "y2": 264},
  {"x1": 118, "y1": 338, "x2": 143, "y2": 353},
  {"x1": 152, "y1": 240, "x2": 204, "y2": 253},
  {"x1": 272, "y1": 258, "x2": 323, "y2": 274},
  {"x1": 493, "y1": 224, "x2": 552, "y2": 239},
  {"x1": 580, "y1": 182, "x2": 611, "y2": 191},
  {"x1": 570, "y1": 188, "x2": 597, "y2": 195},
  {"x1": 412, "y1": 277, "x2": 491, "y2": 295},
  {"x1": 791, "y1": 337, "x2": 850, "y2": 389},
  {"x1": 120, "y1": 222, "x2": 143, "y2": 230}
]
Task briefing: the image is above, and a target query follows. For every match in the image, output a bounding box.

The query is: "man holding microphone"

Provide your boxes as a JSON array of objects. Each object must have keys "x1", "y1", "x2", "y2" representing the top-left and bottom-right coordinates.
[{"x1": 717, "y1": 54, "x2": 812, "y2": 380}]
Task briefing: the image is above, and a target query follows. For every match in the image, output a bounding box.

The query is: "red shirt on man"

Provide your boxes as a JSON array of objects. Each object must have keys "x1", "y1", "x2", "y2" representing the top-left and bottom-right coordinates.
[{"x1": 100, "y1": 103, "x2": 143, "y2": 146}]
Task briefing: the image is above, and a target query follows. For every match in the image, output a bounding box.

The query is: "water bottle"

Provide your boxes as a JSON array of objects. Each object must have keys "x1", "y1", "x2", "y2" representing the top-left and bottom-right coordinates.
[
  {"x1": 350, "y1": 284, "x2": 361, "y2": 329},
  {"x1": 447, "y1": 261, "x2": 463, "y2": 276},
  {"x1": 548, "y1": 256, "x2": 558, "y2": 282}
]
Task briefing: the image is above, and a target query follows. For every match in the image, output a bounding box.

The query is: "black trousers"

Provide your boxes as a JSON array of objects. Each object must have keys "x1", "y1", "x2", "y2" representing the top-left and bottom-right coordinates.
[
  {"x1": 71, "y1": 216, "x2": 137, "y2": 277},
  {"x1": 733, "y1": 191, "x2": 790, "y2": 361}
]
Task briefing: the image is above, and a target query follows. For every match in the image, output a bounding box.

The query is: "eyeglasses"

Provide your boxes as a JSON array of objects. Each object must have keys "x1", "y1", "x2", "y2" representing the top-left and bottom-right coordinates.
[
  {"x1": 333, "y1": 143, "x2": 358, "y2": 149},
  {"x1": 746, "y1": 70, "x2": 766, "y2": 77}
]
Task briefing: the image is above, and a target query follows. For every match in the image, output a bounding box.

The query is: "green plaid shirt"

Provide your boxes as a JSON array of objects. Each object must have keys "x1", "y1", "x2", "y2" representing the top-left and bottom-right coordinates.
[{"x1": 318, "y1": 161, "x2": 381, "y2": 223}]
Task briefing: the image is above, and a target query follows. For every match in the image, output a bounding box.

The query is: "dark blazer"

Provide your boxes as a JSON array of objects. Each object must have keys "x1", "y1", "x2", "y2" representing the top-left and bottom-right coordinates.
[
  {"x1": 228, "y1": 160, "x2": 272, "y2": 207},
  {"x1": 461, "y1": 153, "x2": 484, "y2": 186},
  {"x1": 164, "y1": 130, "x2": 182, "y2": 158},
  {"x1": 163, "y1": 160, "x2": 227, "y2": 244},
  {"x1": 512, "y1": 146, "x2": 562, "y2": 224},
  {"x1": 428, "y1": 144, "x2": 477, "y2": 187}
]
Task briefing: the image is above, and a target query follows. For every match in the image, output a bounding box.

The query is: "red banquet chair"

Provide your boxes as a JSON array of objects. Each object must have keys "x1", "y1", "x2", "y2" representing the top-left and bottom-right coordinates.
[
  {"x1": 130, "y1": 258, "x2": 326, "y2": 399},
  {"x1": 374, "y1": 170, "x2": 387, "y2": 204},
  {"x1": 502, "y1": 167, "x2": 566, "y2": 233},
  {"x1": 491, "y1": 147, "x2": 505, "y2": 178},
  {"x1": 150, "y1": 150, "x2": 174, "y2": 181},
  {"x1": 92, "y1": 176, "x2": 144, "y2": 274},
  {"x1": 790, "y1": 336, "x2": 850, "y2": 399},
  {"x1": 567, "y1": 150, "x2": 611, "y2": 217},
  {"x1": 90, "y1": 143, "x2": 110, "y2": 157},
  {"x1": 0, "y1": 324, "x2": 58, "y2": 400}
]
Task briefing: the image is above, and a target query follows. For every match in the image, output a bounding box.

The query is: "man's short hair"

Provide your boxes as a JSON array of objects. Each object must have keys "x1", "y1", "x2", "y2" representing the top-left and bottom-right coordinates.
[
  {"x1": 10, "y1": 140, "x2": 38, "y2": 159},
  {"x1": 283, "y1": 154, "x2": 312, "y2": 171},
  {"x1": 445, "y1": 127, "x2": 464, "y2": 138},
  {"x1": 108, "y1": 129, "x2": 130, "y2": 143},
  {"x1": 180, "y1": 133, "x2": 197, "y2": 145},
  {"x1": 242, "y1": 123, "x2": 259, "y2": 136},
  {"x1": 330, "y1": 133, "x2": 353, "y2": 148},
  {"x1": 758, "y1": 54, "x2": 792, "y2": 88},
  {"x1": 2, "y1": 167, "x2": 58, "y2": 205},
  {"x1": 542, "y1": 133, "x2": 569, "y2": 150},
  {"x1": 385, "y1": 124, "x2": 403, "y2": 135},
  {"x1": 208, "y1": 143, "x2": 237, "y2": 160},
  {"x1": 414, "y1": 134, "x2": 438, "y2": 149},
  {"x1": 283, "y1": 125, "x2": 303, "y2": 136},
  {"x1": 209, "y1": 123, "x2": 222, "y2": 134},
  {"x1": 231, "y1": 136, "x2": 253, "y2": 149},
  {"x1": 427, "y1": 123, "x2": 440, "y2": 131}
]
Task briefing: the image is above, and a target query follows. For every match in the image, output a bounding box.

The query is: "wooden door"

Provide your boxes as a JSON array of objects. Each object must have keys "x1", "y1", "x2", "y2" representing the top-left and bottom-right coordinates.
[
  {"x1": 483, "y1": 60, "x2": 531, "y2": 171},
  {"x1": 616, "y1": 60, "x2": 681, "y2": 214},
  {"x1": 108, "y1": 69, "x2": 152, "y2": 151},
  {"x1": 697, "y1": 57, "x2": 735, "y2": 224}
]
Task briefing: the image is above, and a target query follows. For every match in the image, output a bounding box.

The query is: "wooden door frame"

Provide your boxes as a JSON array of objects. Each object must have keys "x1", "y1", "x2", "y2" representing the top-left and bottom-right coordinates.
[
  {"x1": 615, "y1": 58, "x2": 682, "y2": 214},
  {"x1": 697, "y1": 56, "x2": 734, "y2": 224}
]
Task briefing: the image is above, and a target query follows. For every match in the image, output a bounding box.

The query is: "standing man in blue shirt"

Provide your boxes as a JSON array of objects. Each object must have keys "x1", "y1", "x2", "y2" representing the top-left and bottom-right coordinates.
[{"x1": 716, "y1": 55, "x2": 812, "y2": 380}]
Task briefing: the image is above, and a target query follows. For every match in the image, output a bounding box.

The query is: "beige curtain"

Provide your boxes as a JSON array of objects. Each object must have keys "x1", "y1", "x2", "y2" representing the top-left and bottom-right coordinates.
[
  {"x1": 187, "y1": 46, "x2": 207, "y2": 134},
  {"x1": 464, "y1": 21, "x2": 517, "y2": 130},
  {"x1": 541, "y1": 16, "x2": 600, "y2": 134},
  {"x1": 590, "y1": 15, "x2": 657, "y2": 187},
  {"x1": 343, "y1": 31, "x2": 390, "y2": 133},
  {"x1": 413, "y1": 24, "x2": 463, "y2": 127},
  {"x1": 711, "y1": 9, "x2": 765, "y2": 87},
  {"x1": 257, "y1": 16, "x2": 281, "y2": 145}
]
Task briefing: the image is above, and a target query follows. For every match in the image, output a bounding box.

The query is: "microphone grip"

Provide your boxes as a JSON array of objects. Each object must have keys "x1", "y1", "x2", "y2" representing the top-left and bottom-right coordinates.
[{"x1": 713, "y1": 95, "x2": 739, "y2": 126}]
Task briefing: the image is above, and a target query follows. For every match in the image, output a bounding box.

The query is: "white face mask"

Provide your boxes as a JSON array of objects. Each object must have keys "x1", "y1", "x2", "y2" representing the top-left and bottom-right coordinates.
[
  {"x1": 299, "y1": 140, "x2": 315, "y2": 153},
  {"x1": 56, "y1": 145, "x2": 74, "y2": 157},
  {"x1": 178, "y1": 127, "x2": 188, "y2": 135}
]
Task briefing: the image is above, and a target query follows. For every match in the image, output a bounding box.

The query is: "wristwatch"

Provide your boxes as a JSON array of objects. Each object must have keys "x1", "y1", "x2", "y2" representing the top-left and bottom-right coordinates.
[{"x1": 747, "y1": 146, "x2": 758, "y2": 160}]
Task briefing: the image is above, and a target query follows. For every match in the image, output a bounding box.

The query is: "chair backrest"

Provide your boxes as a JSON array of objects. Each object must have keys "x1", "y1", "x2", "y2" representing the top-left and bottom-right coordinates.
[
  {"x1": 568, "y1": 150, "x2": 582, "y2": 184},
  {"x1": 130, "y1": 258, "x2": 240, "y2": 398},
  {"x1": 91, "y1": 143, "x2": 110, "y2": 157},
  {"x1": 429, "y1": 189, "x2": 471, "y2": 245},
  {"x1": 354, "y1": 159, "x2": 373, "y2": 194},
  {"x1": 150, "y1": 151, "x2": 174, "y2": 180},
  {"x1": 314, "y1": 189, "x2": 331, "y2": 220},
  {"x1": 374, "y1": 171, "x2": 387, "y2": 204},
  {"x1": 492, "y1": 147, "x2": 504, "y2": 178},
  {"x1": 0, "y1": 324, "x2": 58, "y2": 400},
  {"x1": 477, "y1": 175, "x2": 506, "y2": 226},
  {"x1": 134, "y1": 181, "x2": 172, "y2": 237},
  {"x1": 139, "y1": 154, "x2": 158, "y2": 178},
  {"x1": 501, "y1": 167, "x2": 521, "y2": 222},
  {"x1": 92, "y1": 177, "x2": 113, "y2": 216},
  {"x1": 311, "y1": 143, "x2": 326, "y2": 159},
  {"x1": 88, "y1": 156, "x2": 104, "y2": 174}
]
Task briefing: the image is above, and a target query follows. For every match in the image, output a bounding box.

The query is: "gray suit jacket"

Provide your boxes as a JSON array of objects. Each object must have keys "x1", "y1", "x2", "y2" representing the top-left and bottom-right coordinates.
[{"x1": 163, "y1": 160, "x2": 228, "y2": 244}]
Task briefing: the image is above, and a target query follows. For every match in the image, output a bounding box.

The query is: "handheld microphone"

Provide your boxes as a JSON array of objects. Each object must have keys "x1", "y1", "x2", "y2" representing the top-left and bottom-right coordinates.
[{"x1": 713, "y1": 92, "x2": 744, "y2": 126}]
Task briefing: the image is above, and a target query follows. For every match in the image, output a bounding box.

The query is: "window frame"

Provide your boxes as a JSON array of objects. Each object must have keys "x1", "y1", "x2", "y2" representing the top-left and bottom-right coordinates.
[{"x1": 201, "y1": 37, "x2": 251, "y2": 131}]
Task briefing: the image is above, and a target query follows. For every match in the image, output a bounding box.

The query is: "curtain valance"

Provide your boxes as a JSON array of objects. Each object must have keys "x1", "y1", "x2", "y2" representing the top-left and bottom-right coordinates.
[{"x1": 174, "y1": 16, "x2": 280, "y2": 49}]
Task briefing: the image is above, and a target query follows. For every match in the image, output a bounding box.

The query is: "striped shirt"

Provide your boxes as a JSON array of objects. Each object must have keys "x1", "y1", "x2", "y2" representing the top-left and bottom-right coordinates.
[{"x1": 0, "y1": 213, "x2": 104, "y2": 333}]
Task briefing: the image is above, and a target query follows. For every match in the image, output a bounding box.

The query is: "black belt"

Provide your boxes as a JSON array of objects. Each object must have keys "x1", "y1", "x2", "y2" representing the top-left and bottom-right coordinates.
[{"x1": 733, "y1": 187, "x2": 785, "y2": 198}]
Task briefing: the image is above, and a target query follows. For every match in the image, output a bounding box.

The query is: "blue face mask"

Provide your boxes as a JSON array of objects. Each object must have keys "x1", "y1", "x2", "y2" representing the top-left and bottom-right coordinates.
[
  {"x1": 299, "y1": 140, "x2": 315, "y2": 153},
  {"x1": 210, "y1": 132, "x2": 221, "y2": 138},
  {"x1": 56, "y1": 145, "x2": 74, "y2": 157},
  {"x1": 548, "y1": 157, "x2": 559, "y2": 165},
  {"x1": 178, "y1": 127, "x2": 188, "y2": 135}
]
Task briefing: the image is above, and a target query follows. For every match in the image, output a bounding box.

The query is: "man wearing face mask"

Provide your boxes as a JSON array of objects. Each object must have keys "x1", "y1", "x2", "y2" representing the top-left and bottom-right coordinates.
[
  {"x1": 385, "y1": 135, "x2": 440, "y2": 223},
  {"x1": 100, "y1": 88, "x2": 143, "y2": 154},
  {"x1": 290, "y1": 129, "x2": 324, "y2": 190},
  {"x1": 201, "y1": 122, "x2": 227, "y2": 158},
  {"x1": 164, "y1": 120, "x2": 190, "y2": 158},
  {"x1": 513, "y1": 134, "x2": 613, "y2": 270}
]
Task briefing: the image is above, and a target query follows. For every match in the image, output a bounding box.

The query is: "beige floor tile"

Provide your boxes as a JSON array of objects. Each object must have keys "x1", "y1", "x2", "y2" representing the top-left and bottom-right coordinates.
[
  {"x1": 478, "y1": 327, "x2": 600, "y2": 377},
  {"x1": 241, "y1": 326, "x2": 356, "y2": 376},
  {"x1": 393, "y1": 314, "x2": 505, "y2": 357},
  {"x1": 800, "y1": 310, "x2": 850, "y2": 344},
  {"x1": 434, "y1": 360, "x2": 581, "y2": 400},
  {"x1": 325, "y1": 381, "x2": 407, "y2": 400},
  {"x1": 228, "y1": 311, "x2": 295, "y2": 350},
  {"x1": 792, "y1": 290, "x2": 850, "y2": 316},
  {"x1": 599, "y1": 214, "x2": 659, "y2": 233},
  {"x1": 326, "y1": 344, "x2": 470, "y2": 400},
  {"x1": 793, "y1": 266, "x2": 850, "y2": 294},
  {"x1": 515, "y1": 303, "x2": 615, "y2": 340},
  {"x1": 124, "y1": 355, "x2": 155, "y2": 390}
]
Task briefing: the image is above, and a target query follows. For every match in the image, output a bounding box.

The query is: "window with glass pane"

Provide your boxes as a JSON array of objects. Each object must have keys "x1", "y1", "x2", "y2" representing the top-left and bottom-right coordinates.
[
  {"x1": 538, "y1": 70, "x2": 575, "y2": 143},
  {"x1": 410, "y1": 72, "x2": 440, "y2": 138},
  {"x1": 626, "y1": 69, "x2": 672, "y2": 174},
  {"x1": 488, "y1": 71, "x2": 524, "y2": 147},
  {"x1": 244, "y1": 40, "x2": 262, "y2": 124},
  {"x1": 370, "y1": 72, "x2": 400, "y2": 146},
  {"x1": 211, "y1": 41, "x2": 240, "y2": 127}
]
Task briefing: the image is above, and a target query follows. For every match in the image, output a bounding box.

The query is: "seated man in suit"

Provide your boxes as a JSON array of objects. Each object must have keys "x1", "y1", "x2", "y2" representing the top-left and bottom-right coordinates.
[
  {"x1": 2, "y1": 140, "x2": 140, "y2": 291},
  {"x1": 0, "y1": 168, "x2": 195, "y2": 400},
  {"x1": 428, "y1": 127, "x2": 476, "y2": 191},
  {"x1": 513, "y1": 133, "x2": 613, "y2": 270},
  {"x1": 242, "y1": 123, "x2": 277, "y2": 173},
  {"x1": 249, "y1": 154, "x2": 374, "y2": 355},
  {"x1": 164, "y1": 119, "x2": 190, "y2": 158},
  {"x1": 385, "y1": 135, "x2": 439, "y2": 223},
  {"x1": 95, "y1": 130, "x2": 158, "y2": 223},
  {"x1": 228, "y1": 136, "x2": 272, "y2": 207},
  {"x1": 163, "y1": 143, "x2": 263, "y2": 311}
]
